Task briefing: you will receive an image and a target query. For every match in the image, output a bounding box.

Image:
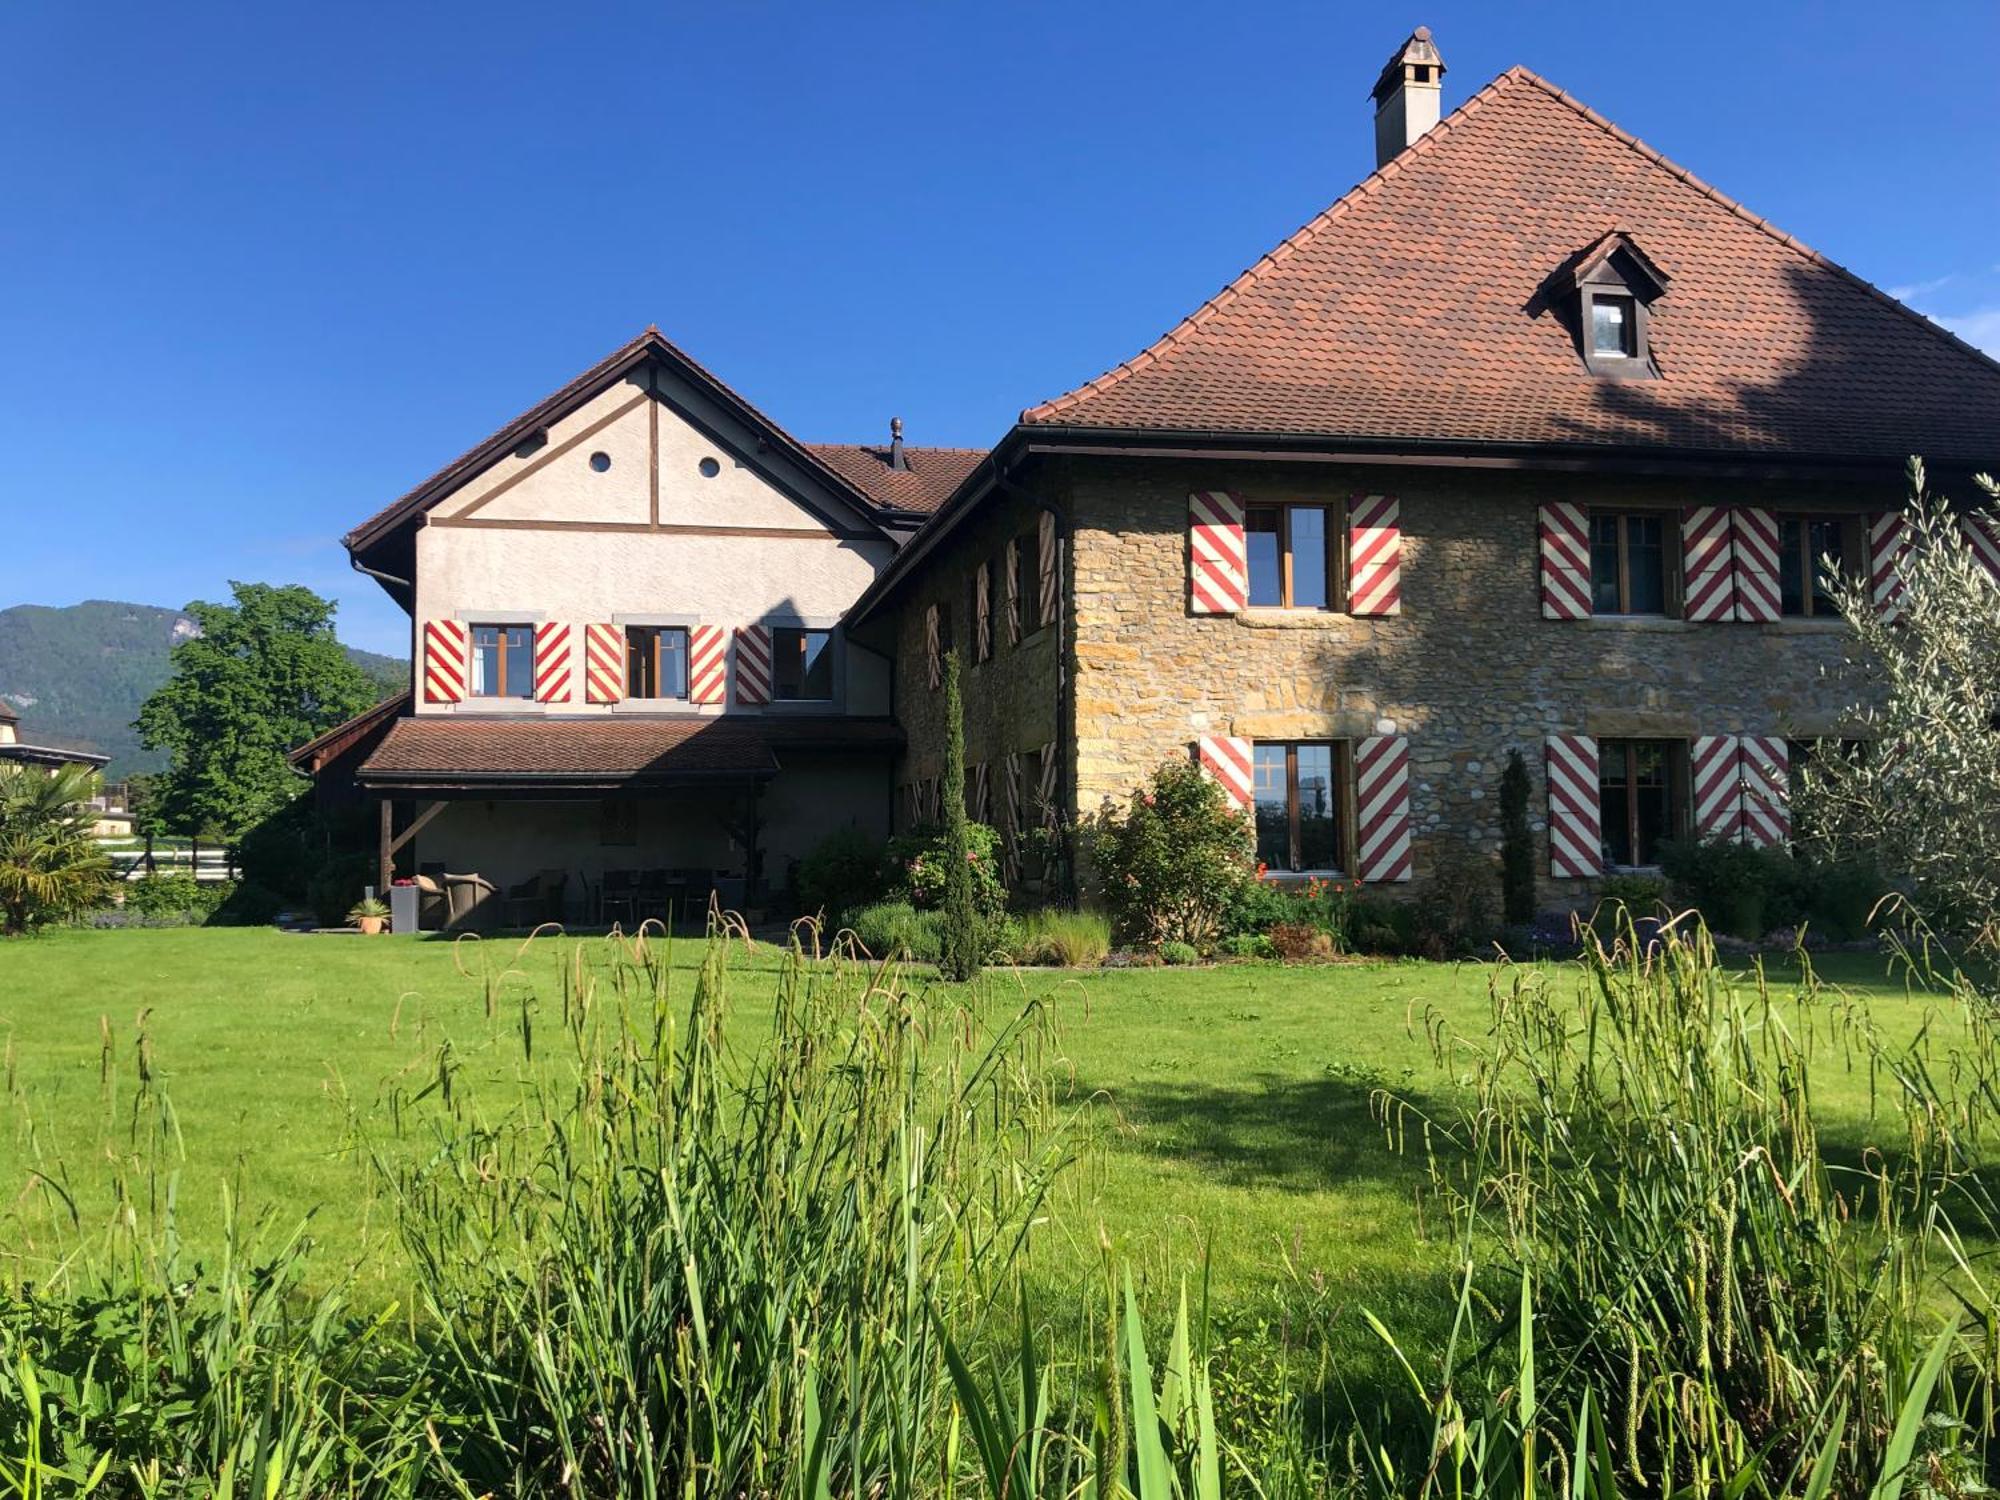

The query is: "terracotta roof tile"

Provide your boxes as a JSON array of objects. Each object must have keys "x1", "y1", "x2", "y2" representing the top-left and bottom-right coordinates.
[
  {"x1": 807, "y1": 444, "x2": 986, "y2": 515},
  {"x1": 358, "y1": 714, "x2": 902, "y2": 785},
  {"x1": 1022, "y1": 68, "x2": 2000, "y2": 462}
]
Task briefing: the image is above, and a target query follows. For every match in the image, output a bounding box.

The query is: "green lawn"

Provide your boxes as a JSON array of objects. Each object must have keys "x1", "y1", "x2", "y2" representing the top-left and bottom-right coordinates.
[{"x1": 0, "y1": 928, "x2": 1947, "y2": 1341}]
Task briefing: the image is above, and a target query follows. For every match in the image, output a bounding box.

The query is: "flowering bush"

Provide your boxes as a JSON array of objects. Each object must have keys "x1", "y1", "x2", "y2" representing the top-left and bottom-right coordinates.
[
  {"x1": 1224, "y1": 870, "x2": 1359, "y2": 951},
  {"x1": 884, "y1": 822, "x2": 1005, "y2": 916},
  {"x1": 1085, "y1": 760, "x2": 1254, "y2": 948}
]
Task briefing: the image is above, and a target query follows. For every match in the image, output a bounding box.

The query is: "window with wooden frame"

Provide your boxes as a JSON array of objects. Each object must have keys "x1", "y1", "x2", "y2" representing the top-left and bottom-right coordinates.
[
  {"x1": 772, "y1": 628, "x2": 834, "y2": 701},
  {"x1": 469, "y1": 624, "x2": 534, "y2": 698},
  {"x1": 1598, "y1": 739, "x2": 1685, "y2": 868},
  {"x1": 1776, "y1": 516, "x2": 1857, "y2": 617},
  {"x1": 623, "y1": 625, "x2": 689, "y2": 700},
  {"x1": 1250, "y1": 741, "x2": 1347, "y2": 873},
  {"x1": 1244, "y1": 504, "x2": 1342, "y2": 610},
  {"x1": 1588, "y1": 512, "x2": 1670, "y2": 615}
]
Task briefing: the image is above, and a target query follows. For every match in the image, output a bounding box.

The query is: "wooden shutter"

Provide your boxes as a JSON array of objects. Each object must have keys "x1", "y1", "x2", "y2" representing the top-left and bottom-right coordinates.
[
  {"x1": 1731, "y1": 508, "x2": 1781, "y2": 622},
  {"x1": 1004, "y1": 541, "x2": 1022, "y2": 645},
  {"x1": 1195, "y1": 736, "x2": 1254, "y2": 811},
  {"x1": 1038, "y1": 742, "x2": 1060, "y2": 830},
  {"x1": 1353, "y1": 734, "x2": 1413, "y2": 882},
  {"x1": 688, "y1": 625, "x2": 726, "y2": 705},
  {"x1": 1188, "y1": 491, "x2": 1248, "y2": 614},
  {"x1": 1963, "y1": 511, "x2": 2000, "y2": 584},
  {"x1": 1739, "y1": 737, "x2": 1790, "y2": 847},
  {"x1": 421, "y1": 619, "x2": 469, "y2": 704},
  {"x1": 1037, "y1": 510, "x2": 1059, "y2": 629},
  {"x1": 1868, "y1": 511, "x2": 1910, "y2": 621},
  {"x1": 734, "y1": 625, "x2": 772, "y2": 706},
  {"x1": 583, "y1": 623, "x2": 623, "y2": 704},
  {"x1": 1002, "y1": 752, "x2": 1024, "y2": 883},
  {"x1": 971, "y1": 761, "x2": 989, "y2": 824},
  {"x1": 974, "y1": 563, "x2": 992, "y2": 662},
  {"x1": 1347, "y1": 494, "x2": 1402, "y2": 616},
  {"x1": 1538, "y1": 503, "x2": 1591, "y2": 619},
  {"x1": 1691, "y1": 734, "x2": 1744, "y2": 842},
  {"x1": 1544, "y1": 734, "x2": 1602, "y2": 878},
  {"x1": 924, "y1": 605, "x2": 942, "y2": 690},
  {"x1": 532, "y1": 623, "x2": 573, "y2": 703},
  {"x1": 1680, "y1": 506, "x2": 1738, "y2": 623}
]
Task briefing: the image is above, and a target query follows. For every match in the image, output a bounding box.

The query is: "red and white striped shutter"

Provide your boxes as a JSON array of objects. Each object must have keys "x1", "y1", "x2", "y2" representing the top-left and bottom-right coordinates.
[
  {"x1": 533, "y1": 622, "x2": 573, "y2": 703},
  {"x1": 1037, "y1": 510, "x2": 1059, "y2": 628},
  {"x1": 1188, "y1": 491, "x2": 1248, "y2": 614},
  {"x1": 1347, "y1": 494, "x2": 1402, "y2": 616},
  {"x1": 1539, "y1": 503, "x2": 1592, "y2": 619},
  {"x1": 1038, "y1": 741, "x2": 1060, "y2": 830},
  {"x1": 1195, "y1": 736, "x2": 1254, "y2": 812},
  {"x1": 1691, "y1": 734, "x2": 1744, "y2": 842},
  {"x1": 1739, "y1": 737, "x2": 1790, "y2": 848},
  {"x1": 1353, "y1": 735, "x2": 1413, "y2": 883},
  {"x1": 1731, "y1": 508, "x2": 1781, "y2": 623},
  {"x1": 734, "y1": 625, "x2": 772, "y2": 706},
  {"x1": 1002, "y1": 752, "x2": 1024, "y2": 882},
  {"x1": 688, "y1": 625, "x2": 726, "y2": 705},
  {"x1": 422, "y1": 619, "x2": 469, "y2": 704},
  {"x1": 583, "y1": 623, "x2": 623, "y2": 704},
  {"x1": 1962, "y1": 512, "x2": 2000, "y2": 585},
  {"x1": 1677, "y1": 506, "x2": 1735, "y2": 622},
  {"x1": 904, "y1": 782, "x2": 921, "y2": 827},
  {"x1": 924, "y1": 605, "x2": 941, "y2": 690},
  {"x1": 1868, "y1": 511, "x2": 1910, "y2": 622},
  {"x1": 1544, "y1": 734, "x2": 1603, "y2": 878}
]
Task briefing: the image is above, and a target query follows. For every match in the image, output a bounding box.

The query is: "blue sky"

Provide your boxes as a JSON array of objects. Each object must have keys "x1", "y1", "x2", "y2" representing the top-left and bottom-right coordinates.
[{"x1": 3, "y1": 1, "x2": 1995, "y2": 655}]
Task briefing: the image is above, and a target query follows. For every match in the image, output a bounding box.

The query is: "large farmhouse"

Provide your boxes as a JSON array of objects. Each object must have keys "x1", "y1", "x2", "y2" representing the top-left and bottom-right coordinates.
[{"x1": 311, "y1": 29, "x2": 2000, "y2": 918}]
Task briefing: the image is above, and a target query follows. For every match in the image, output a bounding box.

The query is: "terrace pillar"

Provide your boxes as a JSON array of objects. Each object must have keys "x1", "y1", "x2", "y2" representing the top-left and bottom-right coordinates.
[{"x1": 377, "y1": 797, "x2": 393, "y2": 893}]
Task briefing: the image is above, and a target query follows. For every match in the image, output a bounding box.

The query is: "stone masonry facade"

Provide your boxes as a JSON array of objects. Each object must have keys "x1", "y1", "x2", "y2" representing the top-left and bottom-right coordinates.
[{"x1": 1060, "y1": 456, "x2": 1880, "y2": 906}]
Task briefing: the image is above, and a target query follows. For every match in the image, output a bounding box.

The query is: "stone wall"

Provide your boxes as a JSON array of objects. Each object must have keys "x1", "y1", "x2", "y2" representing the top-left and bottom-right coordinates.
[
  {"x1": 889, "y1": 485, "x2": 1062, "y2": 830},
  {"x1": 1062, "y1": 456, "x2": 1881, "y2": 906}
]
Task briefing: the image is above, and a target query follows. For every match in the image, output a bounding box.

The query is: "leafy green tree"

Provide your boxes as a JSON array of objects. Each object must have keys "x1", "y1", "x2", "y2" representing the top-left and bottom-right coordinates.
[
  {"x1": 1086, "y1": 758, "x2": 1255, "y2": 949},
  {"x1": 936, "y1": 650, "x2": 983, "y2": 981},
  {"x1": 0, "y1": 763, "x2": 114, "y2": 935},
  {"x1": 1498, "y1": 749, "x2": 1535, "y2": 925},
  {"x1": 135, "y1": 583, "x2": 376, "y2": 840},
  {"x1": 1796, "y1": 459, "x2": 2000, "y2": 946}
]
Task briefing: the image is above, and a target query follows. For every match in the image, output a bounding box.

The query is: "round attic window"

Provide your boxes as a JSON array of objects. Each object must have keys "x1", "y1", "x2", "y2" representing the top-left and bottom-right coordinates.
[
  {"x1": 588, "y1": 451, "x2": 612, "y2": 473},
  {"x1": 698, "y1": 456, "x2": 721, "y2": 478}
]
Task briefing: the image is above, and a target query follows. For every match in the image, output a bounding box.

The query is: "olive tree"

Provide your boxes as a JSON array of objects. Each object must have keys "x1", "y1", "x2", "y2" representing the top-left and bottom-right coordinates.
[{"x1": 1795, "y1": 459, "x2": 2000, "y2": 945}]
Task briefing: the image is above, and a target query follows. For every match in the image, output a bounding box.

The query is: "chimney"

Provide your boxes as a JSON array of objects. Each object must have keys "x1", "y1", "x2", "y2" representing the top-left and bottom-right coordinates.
[
  {"x1": 888, "y1": 416, "x2": 907, "y2": 471},
  {"x1": 1370, "y1": 26, "x2": 1445, "y2": 168}
]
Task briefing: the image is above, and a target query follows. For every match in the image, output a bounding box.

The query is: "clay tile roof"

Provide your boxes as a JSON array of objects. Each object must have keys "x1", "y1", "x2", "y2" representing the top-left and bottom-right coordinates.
[
  {"x1": 286, "y1": 690, "x2": 411, "y2": 768},
  {"x1": 1022, "y1": 68, "x2": 2000, "y2": 463},
  {"x1": 357, "y1": 714, "x2": 902, "y2": 786},
  {"x1": 807, "y1": 444, "x2": 987, "y2": 515}
]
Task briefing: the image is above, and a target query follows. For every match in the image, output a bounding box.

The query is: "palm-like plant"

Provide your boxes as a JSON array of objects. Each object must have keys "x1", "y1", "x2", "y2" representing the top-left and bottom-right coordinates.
[{"x1": 0, "y1": 762, "x2": 114, "y2": 935}]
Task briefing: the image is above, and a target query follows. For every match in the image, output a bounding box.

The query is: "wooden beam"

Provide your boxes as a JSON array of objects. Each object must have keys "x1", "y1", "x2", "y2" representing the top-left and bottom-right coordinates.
[
  {"x1": 377, "y1": 798, "x2": 393, "y2": 893},
  {"x1": 387, "y1": 799, "x2": 447, "y2": 858}
]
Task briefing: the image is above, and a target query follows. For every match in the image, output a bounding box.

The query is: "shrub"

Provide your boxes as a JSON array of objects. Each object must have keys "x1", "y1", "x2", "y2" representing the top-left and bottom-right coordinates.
[
  {"x1": 794, "y1": 826, "x2": 886, "y2": 918},
  {"x1": 1268, "y1": 921, "x2": 1333, "y2": 962},
  {"x1": 845, "y1": 900, "x2": 943, "y2": 963},
  {"x1": 1497, "y1": 749, "x2": 1536, "y2": 925},
  {"x1": 1409, "y1": 837, "x2": 1499, "y2": 957},
  {"x1": 1086, "y1": 759, "x2": 1255, "y2": 948},
  {"x1": 213, "y1": 881, "x2": 285, "y2": 926},
  {"x1": 1219, "y1": 931, "x2": 1276, "y2": 960},
  {"x1": 1221, "y1": 876, "x2": 1293, "y2": 937},
  {"x1": 1159, "y1": 939, "x2": 1199, "y2": 966},
  {"x1": 1010, "y1": 908, "x2": 1112, "y2": 967},
  {"x1": 1658, "y1": 835, "x2": 1790, "y2": 940},
  {"x1": 935, "y1": 652, "x2": 982, "y2": 983},
  {"x1": 1347, "y1": 894, "x2": 1420, "y2": 956},
  {"x1": 1795, "y1": 854, "x2": 1886, "y2": 941},
  {"x1": 884, "y1": 822, "x2": 1005, "y2": 916},
  {"x1": 236, "y1": 795, "x2": 374, "y2": 904},
  {"x1": 123, "y1": 874, "x2": 236, "y2": 924},
  {"x1": 305, "y1": 854, "x2": 373, "y2": 928},
  {"x1": 0, "y1": 763, "x2": 114, "y2": 935}
]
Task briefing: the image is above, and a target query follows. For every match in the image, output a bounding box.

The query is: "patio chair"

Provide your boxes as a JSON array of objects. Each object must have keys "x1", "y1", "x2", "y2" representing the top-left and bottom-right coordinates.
[
  {"x1": 601, "y1": 869, "x2": 639, "y2": 926},
  {"x1": 411, "y1": 873, "x2": 449, "y2": 930},
  {"x1": 442, "y1": 872, "x2": 498, "y2": 930},
  {"x1": 503, "y1": 869, "x2": 567, "y2": 928}
]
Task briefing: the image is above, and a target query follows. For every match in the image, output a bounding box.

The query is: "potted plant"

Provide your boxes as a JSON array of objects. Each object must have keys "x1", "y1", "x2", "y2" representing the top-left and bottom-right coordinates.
[{"x1": 347, "y1": 896, "x2": 390, "y2": 936}]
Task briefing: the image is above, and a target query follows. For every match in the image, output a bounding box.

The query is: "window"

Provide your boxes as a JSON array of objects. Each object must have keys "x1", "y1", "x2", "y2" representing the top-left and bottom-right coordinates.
[
  {"x1": 1599, "y1": 739, "x2": 1683, "y2": 868},
  {"x1": 1590, "y1": 512, "x2": 1669, "y2": 615},
  {"x1": 1245, "y1": 504, "x2": 1340, "y2": 610},
  {"x1": 1005, "y1": 537, "x2": 1026, "y2": 643},
  {"x1": 1777, "y1": 517, "x2": 1851, "y2": 617},
  {"x1": 1590, "y1": 294, "x2": 1636, "y2": 358},
  {"x1": 624, "y1": 626, "x2": 689, "y2": 700},
  {"x1": 772, "y1": 628, "x2": 834, "y2": 701},
  {"x1": 1251, "y1": 741, "x2": 1346, "y2": 873},
  {"x1": 469, "y1": 624, "x2": 534, "y2": 698}
]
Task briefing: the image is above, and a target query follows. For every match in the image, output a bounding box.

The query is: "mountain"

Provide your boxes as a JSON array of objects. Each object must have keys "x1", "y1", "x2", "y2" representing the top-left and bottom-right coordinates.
[{"x1": 0, "y1": 600, "x2": 406, "y2": 778}]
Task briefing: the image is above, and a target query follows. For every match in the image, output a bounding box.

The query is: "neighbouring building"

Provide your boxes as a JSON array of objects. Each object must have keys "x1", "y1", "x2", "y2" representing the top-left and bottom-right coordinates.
[
  {"x1": 312, "y1": 30, "x2": 2000, "y2": 917},
  {"x1": 317, "y1": 330, "x2": 976, "y2": 919},
  {"x1": 843, "y1": 30, "x2": 2000, "y2": 904}
]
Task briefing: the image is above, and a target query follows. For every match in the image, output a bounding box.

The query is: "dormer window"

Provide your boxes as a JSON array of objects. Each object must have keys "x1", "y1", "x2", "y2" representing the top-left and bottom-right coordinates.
[{"x1": 1560, "y1": 231, "x2": 1669, "y2": 377}]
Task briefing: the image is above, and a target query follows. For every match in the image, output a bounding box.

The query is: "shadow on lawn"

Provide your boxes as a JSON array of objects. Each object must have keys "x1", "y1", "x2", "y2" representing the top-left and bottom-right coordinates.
[{"x1": 1065, "y1": 1067, "x2": 1442, "y2": 1197}]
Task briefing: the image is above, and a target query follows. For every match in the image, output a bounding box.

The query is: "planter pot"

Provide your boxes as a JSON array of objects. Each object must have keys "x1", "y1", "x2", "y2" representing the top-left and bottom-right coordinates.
[{"x1": 357, "y1": 916, "x2": 385, "y2": 936}]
